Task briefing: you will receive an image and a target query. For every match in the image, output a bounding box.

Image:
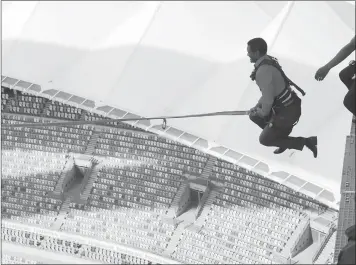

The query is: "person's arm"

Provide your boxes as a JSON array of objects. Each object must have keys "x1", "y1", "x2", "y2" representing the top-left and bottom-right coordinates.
[
  {"x1": 255, "y1": 66, "x2": 275, "y2": 117},
  {"x1": 325, "y1": 37, "x2": 355, "y2": 70},
  {"x1": 255, "y1": 98, "x2": 263, "y2": 108}
]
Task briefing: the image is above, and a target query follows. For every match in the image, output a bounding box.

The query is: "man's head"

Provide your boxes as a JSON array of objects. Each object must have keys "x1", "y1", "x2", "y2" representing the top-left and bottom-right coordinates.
[{"x1": 247, "y1": 37, "x2": 268, "y2": 63}]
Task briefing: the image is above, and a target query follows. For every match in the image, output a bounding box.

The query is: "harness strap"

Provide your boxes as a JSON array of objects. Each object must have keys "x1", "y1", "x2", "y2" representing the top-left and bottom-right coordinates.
[{"x1": 252, "y1": 56, "x2": 306, "y2": 96}]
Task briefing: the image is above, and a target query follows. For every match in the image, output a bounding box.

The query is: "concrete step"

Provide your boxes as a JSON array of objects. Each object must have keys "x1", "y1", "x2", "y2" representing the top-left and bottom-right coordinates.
[
  {"x1": 85, "y1": 132, "x2": 101, "y2": 155},
  {"x1": 51, "y1": 197, "x2": 71, "y2": 230},
  {"x1": 167, "y1": 181, "x2": 189, "y2": 217},
  {"x1": 80, "y1": 166, "x2": 101, "y2": 201},
  {"x1": 163, "y1": 222, "x2": 187, "y2": 257},
  {"x1": 281, "y1": 216, "x2": 310, "y2": 258},
  {"x1": 194, "y1": 190, "x2": 219, "y2": 227},
  {"x1": 200, "y1": 156, "x2": 217, "y2": 179}
]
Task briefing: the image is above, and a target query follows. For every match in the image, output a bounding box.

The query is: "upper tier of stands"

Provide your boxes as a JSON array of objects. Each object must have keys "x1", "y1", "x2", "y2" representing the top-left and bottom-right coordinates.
[{"x1": 1, "y1": 86, "x2": 334, "y2": 264}]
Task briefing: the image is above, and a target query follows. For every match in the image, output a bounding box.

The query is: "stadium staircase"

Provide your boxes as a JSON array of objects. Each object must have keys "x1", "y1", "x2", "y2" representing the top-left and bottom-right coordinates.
[
  {"x1": 162, "y1": 222, "x2": 187, "y2": 257},
  {"x1": 194, "y1": 189, "x2": 219, "y2": 228},
  {"x1": 84, "y1": 131, "x2": 101, "y2": 155},
  {"x1": 200, "y1": 156, "x2": 217, "y2": 179},
  {"x1": 51, "y1": 156, "x2": 75, "y2": 199},
  {"x1": 2, "y1": 95, "x2": 14, "y2": 112},
  {"x1": 80, "y1": 110, "x2": 88, "y2": 121},
  {"x1": 79, "y1": 161, "x2": 101, "y2": 202},
  {"x1": 167, "y1": 180, "x2": 190, "y2": 218},
  {"x1": 281, "y1": 213, "x2": 311, "y2": 258},
  {"x1": 40, "y1": 99, "x2": 52, "y2": 117},
  {"x1": 194, "y1": 183, "x2": 211, "y2": 219},
  {"x1": 51, "y1": 197, "x2": 72, "y2": 231},
  {"x1": 312, "y1": 226, "x2": 336, "y2": 264}
]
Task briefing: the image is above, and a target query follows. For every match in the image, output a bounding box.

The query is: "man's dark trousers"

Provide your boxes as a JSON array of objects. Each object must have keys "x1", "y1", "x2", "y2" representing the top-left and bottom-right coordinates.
[
  {"x1": 339, "y1": 61, "x2": 355, "y2": 116},
  {"x1": 249, "y1": 97, "x2": 306, "y2": 151}
]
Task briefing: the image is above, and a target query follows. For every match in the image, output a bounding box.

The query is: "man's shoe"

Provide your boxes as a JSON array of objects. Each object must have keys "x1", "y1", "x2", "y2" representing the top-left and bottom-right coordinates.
[
  {"x1": 305, "y1": 136, "x2": 318, "y2": 158},
  {"x1": 274, "y1": 147, "x2": 287, "y2": 154}
]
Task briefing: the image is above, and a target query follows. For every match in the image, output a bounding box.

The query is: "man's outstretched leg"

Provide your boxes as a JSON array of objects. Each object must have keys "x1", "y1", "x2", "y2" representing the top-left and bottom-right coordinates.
[
  {"x1": 273, "y1": 126, "x2": 293, "y2": 154},
  {"x1": 259, "y1": 125, "x2": 318, "y2": 158}
]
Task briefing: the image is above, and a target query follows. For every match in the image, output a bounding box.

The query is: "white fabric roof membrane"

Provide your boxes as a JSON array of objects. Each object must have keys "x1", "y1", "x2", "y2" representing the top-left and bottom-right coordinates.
[{"x1": 2, "y1": 1, "x2": 355, "y2": 200}]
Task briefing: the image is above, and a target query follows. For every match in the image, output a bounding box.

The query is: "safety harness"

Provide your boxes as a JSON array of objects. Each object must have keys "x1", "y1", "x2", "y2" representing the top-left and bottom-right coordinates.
[{"x1": 250, "y1": 55, "x2": 306, "y2": 109}]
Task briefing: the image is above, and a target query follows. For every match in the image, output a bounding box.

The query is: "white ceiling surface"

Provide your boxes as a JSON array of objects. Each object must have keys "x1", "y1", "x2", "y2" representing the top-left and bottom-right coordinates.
[{"x1": 2, "y1": 1, "x2": 355, "y2": 195}]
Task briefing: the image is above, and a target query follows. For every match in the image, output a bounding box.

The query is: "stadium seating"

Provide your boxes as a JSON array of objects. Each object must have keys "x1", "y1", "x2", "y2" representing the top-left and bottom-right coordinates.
[
  {"x1": 94, "y1": 127, "x2": 209, "y2": 175},
  {"x1": 1, "y1": 148, "x2": 68, "y2": 228},
  {"x1": 7, "y1": 92, "x2": 48, "y2": 116},
  {"x1": 85, "y1": 111, "x2": 146, "y2": 132},
  {"x1": 1, "y1": 88, "x2": 334, "y2": 264},
  {"x1": 44, "y1": 101, "x2": 82, "y2": 120},
  {"x1": 1, "y1": 226, "x2": 153, "y2": 264},
  {"x1": 2, "y1": 115, "x2": 93, "y2": 154},
  {"x1": 1, "y1": 254, "x2": 41, "y2": 264}
]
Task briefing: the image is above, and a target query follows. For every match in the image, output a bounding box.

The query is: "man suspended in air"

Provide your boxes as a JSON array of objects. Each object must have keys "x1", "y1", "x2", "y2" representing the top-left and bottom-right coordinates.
[
  {"x1": 247, "y1": 37, "x2": 318, "y2": 157},
  {"x1": 315, "y1": 36, "x2": 355, "y2": 118}
]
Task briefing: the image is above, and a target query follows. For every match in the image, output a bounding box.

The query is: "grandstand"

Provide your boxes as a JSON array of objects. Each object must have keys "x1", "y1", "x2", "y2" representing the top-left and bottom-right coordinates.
[
  {"x1": 2, "y1": 1, "x2": 355, "y2": 264},
  {"x1": 1, "y1": 84, "x2": 352, "y2": 264}
]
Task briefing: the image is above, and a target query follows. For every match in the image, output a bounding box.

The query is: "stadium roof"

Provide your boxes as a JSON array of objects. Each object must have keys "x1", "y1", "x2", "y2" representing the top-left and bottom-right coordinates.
[{"x1": 2, "y1": 1, "x2": 355, "y2": 209}]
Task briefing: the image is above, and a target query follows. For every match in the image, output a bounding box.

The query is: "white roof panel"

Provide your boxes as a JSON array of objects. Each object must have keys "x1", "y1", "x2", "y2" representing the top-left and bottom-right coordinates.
[{"x1": 2, "y1": 1, "x2": 355, "y2": 203}]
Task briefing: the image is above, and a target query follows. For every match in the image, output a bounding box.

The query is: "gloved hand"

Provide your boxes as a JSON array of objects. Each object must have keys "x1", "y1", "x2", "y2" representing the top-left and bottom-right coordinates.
[{"x1": 249, "y1": 106, "x2": 259, "y2": 115}]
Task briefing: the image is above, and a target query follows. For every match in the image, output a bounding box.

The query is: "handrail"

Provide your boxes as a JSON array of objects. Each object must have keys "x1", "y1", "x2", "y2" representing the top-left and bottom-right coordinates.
[{"x1": 312, "y1": 225, "x2": 336, "y2": 263}]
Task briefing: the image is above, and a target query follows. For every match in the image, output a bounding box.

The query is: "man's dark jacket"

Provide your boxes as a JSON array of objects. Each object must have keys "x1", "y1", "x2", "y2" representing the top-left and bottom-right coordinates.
[{"x1": 337, "y1": 225, "x2": 355, "y2": 264}]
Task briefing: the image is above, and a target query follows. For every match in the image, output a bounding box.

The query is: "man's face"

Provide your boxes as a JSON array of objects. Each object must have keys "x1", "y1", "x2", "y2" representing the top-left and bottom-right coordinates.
[{"x1": 247, "y1": 45, "x2": 259, "y2": 63}]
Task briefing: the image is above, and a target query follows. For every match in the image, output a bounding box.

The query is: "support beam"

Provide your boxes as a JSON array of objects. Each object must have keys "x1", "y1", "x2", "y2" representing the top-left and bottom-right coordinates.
[
  {"x1": 175, "y1": 132, "x2": 186, "y2": 141},
  {"x1": 132, "y1": 120, "x2": 141, "y2": 127},
  {"x1": 237, "y1": 155, "x2": 245, "y2": 163},
  {"x1": 50, "y1": 91, "x2": 61, "y2": 100},
  {"x1": 146, "y1": 124, "x2": 155, "y2": 131},
  {"x1": 24, "y1": 83, "x2": 34, "y2": 92},
  {"x1": 281, "y1": 174, "x2": 293, "y2": 184},
  {"x1": 63, "y1": 95, "x2": 74, "y2": 105},
  {"x1": 252, "y1": 160, "x2": 261, "y2": 169},
  {"x1": 189, "y1": 138, "x2": 201, "y2": 148},
  {"x1": 10, "y1": 80, "x2": 21, "y2": 90},
  {"x1": 218, "y1": 149, "x2": 230, "y2": 159},
  {"x1": 297, "y1": 181, "x2": 309, "y2": 192},
  {"x1": 313, "y1": 188, "x2": 325, "y2": 200}
]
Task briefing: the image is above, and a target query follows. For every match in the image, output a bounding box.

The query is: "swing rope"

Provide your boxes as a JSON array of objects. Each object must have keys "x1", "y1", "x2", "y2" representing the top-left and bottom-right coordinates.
[{"x1": 2, "y1": 110, "x2": 250, "y2": 129}]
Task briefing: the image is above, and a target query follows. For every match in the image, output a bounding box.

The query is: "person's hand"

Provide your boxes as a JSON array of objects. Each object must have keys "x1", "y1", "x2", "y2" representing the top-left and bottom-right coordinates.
[
  {"x1": 249, "y1": 106, "x2": 258, "y2": 115},
  {"x1": 315, "y1": 65, "x2": 331, "y2": 81},
  {"x1": 255, "y1": 108, "x2": 265, "y2": 118}
]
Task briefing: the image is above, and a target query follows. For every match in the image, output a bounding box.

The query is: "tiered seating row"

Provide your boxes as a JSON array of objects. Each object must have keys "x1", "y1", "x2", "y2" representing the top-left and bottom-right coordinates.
[
  {"x1": 2, "y1": 254, "x2": 41, "y2": 264},
  {"x1": 100, "y1": 170, "x2": 179, "y2": 191},
  {"x1": 7, "y1": 93, "x2": 48, "y2": 115},
  {"x1": 94, "y1": 174, "x2": 174, "y2": 205},
  {"x1": 1, "y1": 86, "x2": 15, "y2": 110},
  {"x1": 62, "y1": 203, "x2": 176, "y2": 254},
  {"x1": 213, "y1": 160, "x2": 327, "y2": 212},
  {"x1": 2, "y1": 116, "x2": 93, "y2": 153},
  {"x1": 85, "y1": 112, "x2": 146, "y2": 132},
  {"x1": 1, "y1": 150, "x2": 69, "y2": 227},
  {"x1": 172, "y1": 229, "x2": 276, "y2": 264},
  {"x1": 2, "y1": 227, "x2": 154, "y2": 264},
  {"x1": 207, "y1": 205, "x2": 286, "y2": 251},
  {"x1": 1, "y1": 87, "x2": 149, "y2": 131},
  {"x1": 45, "y1": 101, "x2": 82, "y2": 120},
  {"x1": 96, "y1": 129, "x2": 208, "y2": 175}
]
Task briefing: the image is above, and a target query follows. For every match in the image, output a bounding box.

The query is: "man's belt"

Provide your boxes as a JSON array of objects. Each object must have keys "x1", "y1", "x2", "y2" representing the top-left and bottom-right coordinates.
[{"x1": 273, "y1": 87, "x2": 296, "y2": 108}]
